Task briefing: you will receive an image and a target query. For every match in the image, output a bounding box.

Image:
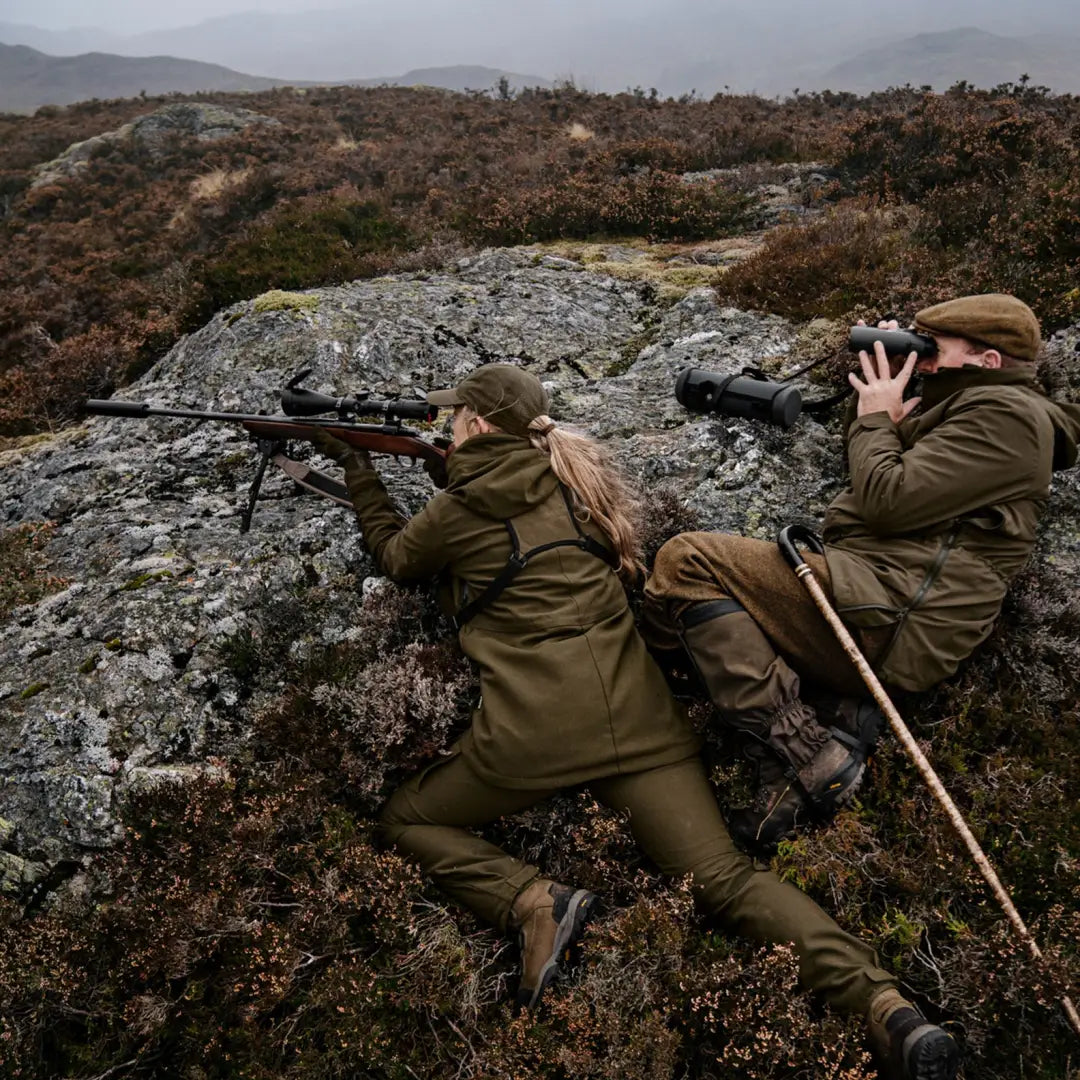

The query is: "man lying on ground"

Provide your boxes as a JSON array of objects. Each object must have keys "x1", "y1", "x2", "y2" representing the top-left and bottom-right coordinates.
[{"x1": 644, "y1": 294, "x2": 1080, "y2": 850}]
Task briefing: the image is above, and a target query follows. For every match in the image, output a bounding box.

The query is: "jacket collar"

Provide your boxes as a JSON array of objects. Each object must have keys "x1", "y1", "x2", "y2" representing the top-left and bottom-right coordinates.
[{"x1": 918, "y1": 365, "x2": 1038, "y2": 411}]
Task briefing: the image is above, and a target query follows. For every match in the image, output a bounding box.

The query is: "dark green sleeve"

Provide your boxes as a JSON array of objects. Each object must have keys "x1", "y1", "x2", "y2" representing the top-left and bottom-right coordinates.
[
  {"x1": 846, "y1": 394, "x2": 1045, "y2": 534},
  {"x1": 343, "y1": 460, "x2": 451, "y2": 581}
]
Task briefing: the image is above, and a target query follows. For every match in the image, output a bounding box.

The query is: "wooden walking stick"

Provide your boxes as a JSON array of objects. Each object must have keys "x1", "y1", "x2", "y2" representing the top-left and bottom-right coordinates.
[{"x1": 777, "y1": 524, "x2": 1080, "y2": 1038}]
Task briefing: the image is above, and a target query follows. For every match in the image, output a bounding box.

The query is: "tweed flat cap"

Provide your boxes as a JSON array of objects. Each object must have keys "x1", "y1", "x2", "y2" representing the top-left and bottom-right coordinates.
[{"x1": 914, "y1": 294, "x2": 1041, "y2": 361}]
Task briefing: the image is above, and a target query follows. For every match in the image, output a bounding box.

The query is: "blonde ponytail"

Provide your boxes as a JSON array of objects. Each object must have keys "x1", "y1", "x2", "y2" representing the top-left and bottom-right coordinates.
[
  {"x1": 456, "y1": 404, "x2": 645, "y2": 582},
  {"x1": 527, "y1": 415, "x2": 644, "y2": 583}
]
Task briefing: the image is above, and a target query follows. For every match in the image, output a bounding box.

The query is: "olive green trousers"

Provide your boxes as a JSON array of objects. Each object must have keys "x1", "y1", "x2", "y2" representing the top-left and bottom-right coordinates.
[{"x1": 380, "y1": 753, "x2": 894, "y2": 1015}]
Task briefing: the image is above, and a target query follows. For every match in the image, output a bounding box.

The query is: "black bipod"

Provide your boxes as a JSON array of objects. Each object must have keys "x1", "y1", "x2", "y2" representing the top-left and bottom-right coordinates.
[{"x1": 241, "y1": 436, "x2": 283, "y2": 533}]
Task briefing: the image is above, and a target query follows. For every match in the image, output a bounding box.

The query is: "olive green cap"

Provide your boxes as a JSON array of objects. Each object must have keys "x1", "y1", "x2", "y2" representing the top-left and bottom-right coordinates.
[
  {"x1": 914, "y1": 293, "x2": 1041, "y2": 361},
  {"x1": 427, "y1": 363, "x2": 549, "y2": 437}
]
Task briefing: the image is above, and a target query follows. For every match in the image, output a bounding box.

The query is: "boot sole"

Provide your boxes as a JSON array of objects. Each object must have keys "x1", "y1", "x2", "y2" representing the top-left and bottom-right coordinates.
[
  {"x1": 904, "y1": 1025, "x2": 961, "y2": 1080},
  {"x1": 819, "y1": 753, "x2": 867, "y2": 811},
  {"x1": 516, "y1": 889, "x2": 597, "y2": 1010}
]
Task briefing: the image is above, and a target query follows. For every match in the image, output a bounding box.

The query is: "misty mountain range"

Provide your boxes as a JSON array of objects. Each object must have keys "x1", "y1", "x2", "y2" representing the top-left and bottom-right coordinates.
[
  {"x1": 820, "y1": 27, "x2": 1080, "y2": 96},
  {"x1": 3, "y1": 0, "x2": 1080, "y2": 114},
  {"x1": 0, "y1": 44, "x2": 551, "y2": 115},
  {"x1": 0, "y1": 44, "x2": 285, "y2": 114}
]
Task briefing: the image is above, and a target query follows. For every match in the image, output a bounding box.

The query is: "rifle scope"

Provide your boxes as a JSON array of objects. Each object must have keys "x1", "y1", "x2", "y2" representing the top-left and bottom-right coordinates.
[
  {"x1": 281, "y1": 385, "x2": 437, "y2": 423},
  {"x1": 675, "y1": 367, "x2": 802, "y2": 429},
  {"x1": 848, "y1": 326, "x2": 937, "y2": 359}
]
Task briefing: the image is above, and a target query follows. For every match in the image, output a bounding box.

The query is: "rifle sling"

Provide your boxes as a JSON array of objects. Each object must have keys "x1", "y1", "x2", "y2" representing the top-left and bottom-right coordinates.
[{"x1": 272, "y1": 454, "x2": 353, "y2": 507}]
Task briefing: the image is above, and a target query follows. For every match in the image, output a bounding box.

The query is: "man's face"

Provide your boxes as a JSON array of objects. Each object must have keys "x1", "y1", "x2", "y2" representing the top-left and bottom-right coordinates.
[{"x1": 916, "y1": 333, "x2": 1001, "y2": 375}]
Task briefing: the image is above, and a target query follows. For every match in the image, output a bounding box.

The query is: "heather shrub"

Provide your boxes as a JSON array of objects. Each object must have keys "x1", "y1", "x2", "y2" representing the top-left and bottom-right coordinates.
[
  {"x1": 950, "y1": 168, "x2": 1080, "y2": 326},
  {"x1": 0, "y1": 521, "x2": 66, "y2": 621},
  {"x1": 464, "y1": 167, "x2": 752, "y2": 245},
  {"x1": 637, "y1": 482, "x2": 703, "y2": 570},
  {"x1": 715, "y1": 199, "x2": 946, "y2": 322},
  {"x1": 833, "y1": 89, "x2": 1080, "y2": 328},
  {"x1": 0, "y1": 312, "x2": 176, "y2": 433},
  {"x1": 5, "y1": 83, "x2": 1080, "y2": 431},
  {"x1": 836, "y1": 94, "x2": 1056, "y2": 201},
  {"x1": 187, "y1": 192, "x2": 412, "y2": 327}
]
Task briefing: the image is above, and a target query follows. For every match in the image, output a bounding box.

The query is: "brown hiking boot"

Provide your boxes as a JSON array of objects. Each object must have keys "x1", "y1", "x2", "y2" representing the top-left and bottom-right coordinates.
[
  {"x1": 866, "y1": 988, "x2": 960, "y2": 1080},
  {"x1": 729, "y1": 735, "x2": 867, "y2": 850},
  {"x1": 829, "y1": 696, "x2": 888, "y2": 744},
  {"x1": 510, "y1": 878, "x2": 597, "y2": 1009},
  {"x1": 728, "y1": 698, "x2": 883, "y2": 851}
]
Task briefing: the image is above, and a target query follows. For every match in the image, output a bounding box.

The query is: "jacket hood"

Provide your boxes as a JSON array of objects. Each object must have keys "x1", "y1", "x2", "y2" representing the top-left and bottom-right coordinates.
[
  {"x1": 919, "y1": 365, "x2": 1079, "y2": 471},
  {"x1": 445, "y1": 432, "x2": 560, "y2": 517}
]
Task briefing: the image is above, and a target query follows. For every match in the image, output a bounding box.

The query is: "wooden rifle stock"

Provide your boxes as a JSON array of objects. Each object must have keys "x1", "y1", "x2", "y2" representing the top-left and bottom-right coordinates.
[{"x1": 240, "y1": 420, "x2": 447, "y2": 465}]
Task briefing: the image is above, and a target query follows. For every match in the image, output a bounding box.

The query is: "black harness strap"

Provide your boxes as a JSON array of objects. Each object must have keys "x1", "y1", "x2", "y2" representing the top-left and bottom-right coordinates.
[
  {"x1": 452, "y1": 489, "x2": 618, "y2": 630},
  {"x1": 680, "y1": 597, "x2": 747, "y2": 628}
]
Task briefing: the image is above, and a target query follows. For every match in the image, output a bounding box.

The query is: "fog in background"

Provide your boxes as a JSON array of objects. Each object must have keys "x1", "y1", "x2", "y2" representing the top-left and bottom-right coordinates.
[{"x1": 3, "y1": 0, "x2": 1080, "y2": 95}]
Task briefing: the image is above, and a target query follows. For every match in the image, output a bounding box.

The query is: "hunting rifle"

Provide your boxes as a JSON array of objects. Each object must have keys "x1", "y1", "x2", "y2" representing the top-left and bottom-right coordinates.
[{"x1": 84, "y1": 368, "x2": 447, "y2": 532}]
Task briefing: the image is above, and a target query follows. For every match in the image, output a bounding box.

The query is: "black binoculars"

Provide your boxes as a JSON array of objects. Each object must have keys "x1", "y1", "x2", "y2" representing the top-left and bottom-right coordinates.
[
  {"x1": 674, "y1": 325, "x2": 940, "y2": 429},
  {"x1": 848, "y1": 326, "x2": 937, "y2": 359},
  {"x1": 675, "y1": 367, "x2": 802, "y2": 429}
]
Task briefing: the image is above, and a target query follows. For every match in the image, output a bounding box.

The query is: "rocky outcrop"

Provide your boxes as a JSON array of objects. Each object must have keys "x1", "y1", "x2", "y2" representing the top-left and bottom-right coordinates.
[
  {"x1": 30, "y1": 102, "x2": 280, "y2": 188},
  {"x1": 681, "y1": 161, "x2": 837, "y2": 227},
  {"x1": 1, "y1": 247, "x2": 1078, "y2": 897}
]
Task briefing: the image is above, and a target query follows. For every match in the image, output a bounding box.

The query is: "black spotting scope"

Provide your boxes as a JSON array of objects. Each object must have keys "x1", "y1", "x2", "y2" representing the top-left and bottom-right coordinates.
[
  {"x1": 675, "y1": 367, "x2": 802, "y2": 429},
  {"x1": 848, "y1": 326, "x2": 937, "y2": 359}
]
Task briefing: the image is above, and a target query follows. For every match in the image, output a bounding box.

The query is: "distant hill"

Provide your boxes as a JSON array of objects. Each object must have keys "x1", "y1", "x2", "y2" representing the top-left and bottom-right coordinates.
[
  {"x1": 0, "y1": 46, "x2": 551, "y2": 115},
  {"x1": 0, "y1": 20, "x2": 120, "y2": 55},
  {"x1": 6, "y1": 4, "x2": 1080, "y2": 97},
  {"x1": 5, "y1": 10, "x2": 1080, "y2": 105},
  {"x1": 817, "y1": 27, "x2": 1080, "y2": 94},
  {"x1": 353, "y1": 65, "x2": 551, "y2": 93},
  {"x1": 0, "y1": 44, "x2": 285, "y2": 113}
]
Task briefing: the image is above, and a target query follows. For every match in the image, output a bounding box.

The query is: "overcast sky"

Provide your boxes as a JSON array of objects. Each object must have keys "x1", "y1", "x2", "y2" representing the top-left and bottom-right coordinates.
[
  {"x1": 0, "y1": 0, "x2": 319, "y2": 32},
  {"x1": 4, "y1": 0, "x2": 1079, "y2": 95},
  {"x1": 3, "y1": 0, "x2": 1075, "y2": 35},
  {"x1": 2, "y1": 0, "x2": 660, "y2": 34}
]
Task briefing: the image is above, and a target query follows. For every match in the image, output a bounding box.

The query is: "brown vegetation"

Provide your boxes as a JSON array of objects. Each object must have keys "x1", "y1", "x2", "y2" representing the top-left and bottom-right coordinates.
[
  {"x1": 0, "y1": 520, "x2": 67, "y2": 619},
  {"x1": 1, "y1": 485, "x2": 1078, "y2": 1078},
  {"x1": 1, "y1": 83, "x2": 1079, "y2": 1078},
  {"x1": 718, "y1": 84, "x2": 1080, "y2": 325},
  {"x1": 4, "y1": 81, "x2": 1078, "y2": 434}
]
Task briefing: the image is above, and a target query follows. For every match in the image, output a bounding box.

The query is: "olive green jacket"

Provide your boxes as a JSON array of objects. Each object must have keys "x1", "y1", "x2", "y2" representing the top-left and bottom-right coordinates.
[
  {"x1": 343, "y1": 432, "x2": 700, "y2": 788},
  {"x1": 824, "y1": 367, "x2": 1080, "y2": 691}
]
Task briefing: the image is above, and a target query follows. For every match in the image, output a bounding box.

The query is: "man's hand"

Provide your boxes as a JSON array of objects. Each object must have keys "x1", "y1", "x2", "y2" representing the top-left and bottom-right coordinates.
[{"x1": 849, "y1": 338, "x2": 922, "y2": 423}]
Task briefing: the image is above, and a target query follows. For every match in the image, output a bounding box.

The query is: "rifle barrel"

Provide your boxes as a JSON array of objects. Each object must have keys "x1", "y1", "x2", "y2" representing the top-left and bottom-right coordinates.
[{"x1": 83, "y1": 400, "x2": 413, "y2": 433}]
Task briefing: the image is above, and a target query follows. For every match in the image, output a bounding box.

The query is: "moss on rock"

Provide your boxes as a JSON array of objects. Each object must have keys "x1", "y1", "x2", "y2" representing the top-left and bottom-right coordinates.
[{"x1": 251, "y1": 289, "x2": 321, "y2": 315}]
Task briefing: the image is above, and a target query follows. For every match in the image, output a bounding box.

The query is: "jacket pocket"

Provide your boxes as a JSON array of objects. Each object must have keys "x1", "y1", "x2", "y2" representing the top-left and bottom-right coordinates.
[{"x1": 832, "y1": 604, "x2": 903, "y2": 672}]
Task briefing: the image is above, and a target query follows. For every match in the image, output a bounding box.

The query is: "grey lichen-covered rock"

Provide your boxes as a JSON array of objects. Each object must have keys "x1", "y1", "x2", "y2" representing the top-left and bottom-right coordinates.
[
  {"x1": 1, "y1": 246, "x2": 1078, "y2": 897},
  {"x1": 30, "y1": 102, "x2": 280, "y2": 188},
  {"x1": 681, "y1": 161, "x2": 836, "y2": 227}
]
